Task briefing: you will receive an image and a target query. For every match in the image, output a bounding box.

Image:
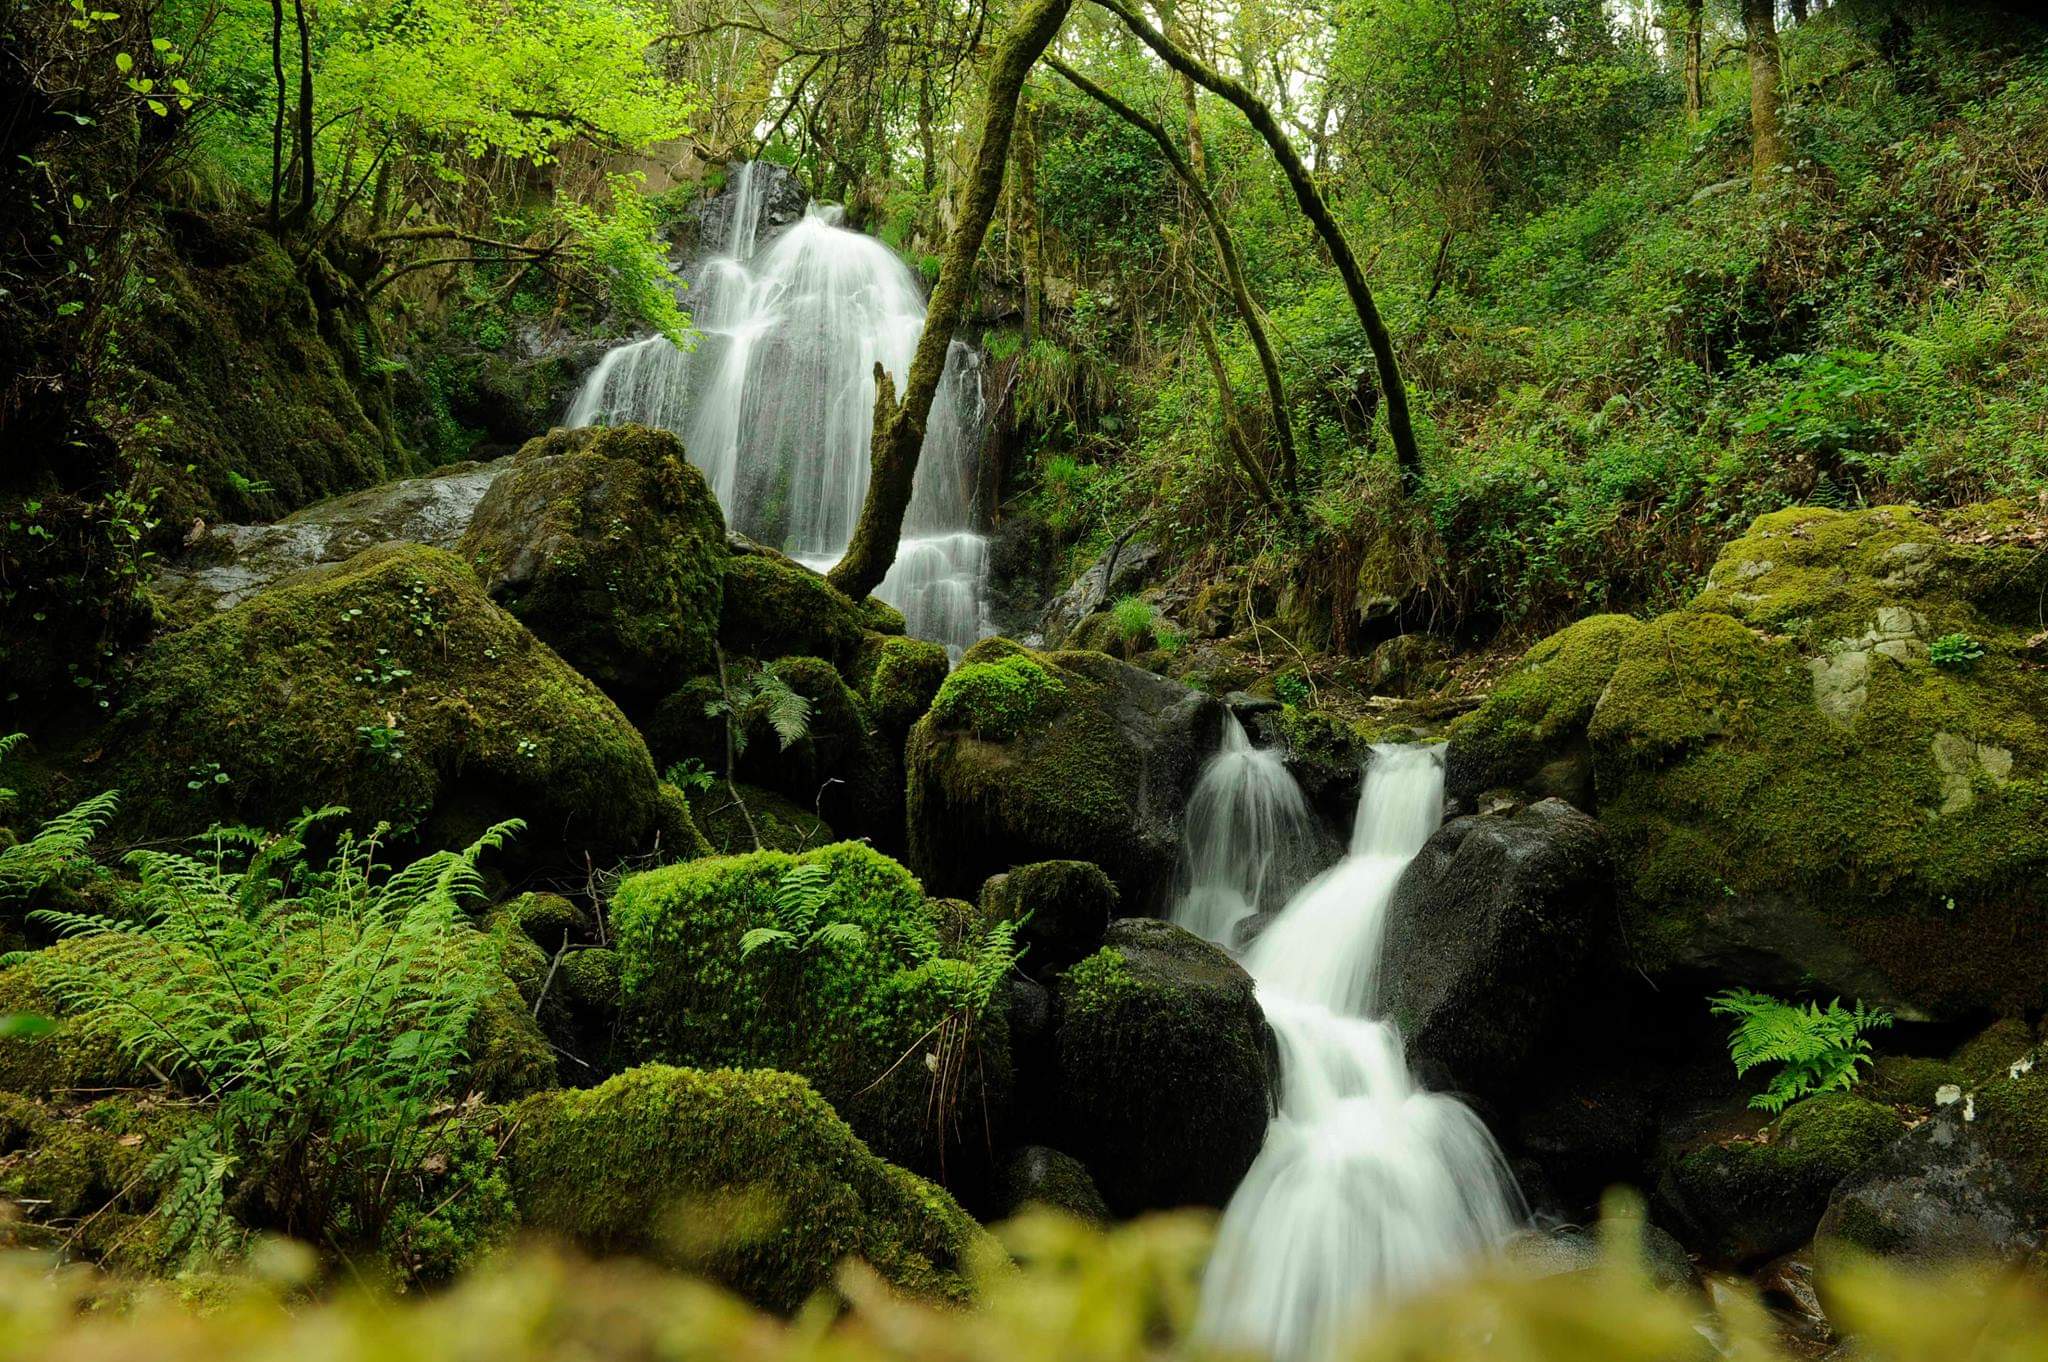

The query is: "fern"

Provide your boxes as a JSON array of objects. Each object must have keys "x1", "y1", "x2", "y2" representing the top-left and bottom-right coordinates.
[
  {"x1": 0, "y1": 731, "x2": 23, "y2": 809},
  {"x1": 29, "y1": 813, "x2": 522, "y2": 1263},
  {"x1": 755, "y1": 672, "x2": 812, "y2": 752},
  {"x1": 1709, "y1": 989, "x2": 1894, "y2": 1113},
  {"x1": 739, "y1": 863, "x2": 866, "y2": 960},
  {"x1": 0, "y1": 788, "x2": 118, "y2": 905}
]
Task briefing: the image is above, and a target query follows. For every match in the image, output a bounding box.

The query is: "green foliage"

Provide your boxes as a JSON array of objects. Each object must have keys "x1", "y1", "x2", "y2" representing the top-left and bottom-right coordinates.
[
  {"x1": 738, "y1": 861, "x2": 869, "y2": 959},
  {"x1": 707, "y1": 665, "x2": 813, "y2": 759},
  {"x1": 1930, "y1": 632, "x2": 1987, "y2": 670},
  {"x1": 927, "y1": 656, "x2": 1068, "y2": 741},
  {"x1": 662, "y1": 757, "x2": 718, "y2": 795},
  {"x1": 557, "y1": 177, "x2": 692, "y2": 346},
  {"x1": 1109, "y1": 595, "x2": 1154, "y2": 650},
  {"x1": 0, "y1": 788, "x2": 118, "y2": 906},
  {"x1": 1710, "y1": 989, "x2": 1895, "y2": 1114},
  {"x1": 28, "y1": 810, "x2": 523, "y2": 1268}
]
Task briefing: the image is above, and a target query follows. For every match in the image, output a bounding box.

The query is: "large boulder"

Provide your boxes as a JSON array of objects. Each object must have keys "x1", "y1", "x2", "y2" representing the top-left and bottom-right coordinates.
[
  {"x1": 107, "y1": 542, "x2": 661, "y2": 855},
  {"x1": 460, "y1": 424, "x2": 726, "y2": 705},
  {"x1": 608, "y1": 842, "x2": 1009, "y2": 1180},
  {"x1": 907, "y1": 640, "x2": 1227, "y2": 906},
  {"x1": 1053, "y1": 918, "x2": 1273, "y2": 1213},
  {"x1": 719, "y1": 539, "x2": 895, "y2": 671},
  {"x1": 980, "y1": 860, "x2": 1117, "y2": 978},
  {"x1": 1445, "y1": 503, "x2": 2048, "y2": 1017},
  {"x1": 507, "y1": 1065, "x2": 989, "y2": 1310},
  {"x1": 1380, "y1": 799, "x2": 1614, "y2": 1102}
]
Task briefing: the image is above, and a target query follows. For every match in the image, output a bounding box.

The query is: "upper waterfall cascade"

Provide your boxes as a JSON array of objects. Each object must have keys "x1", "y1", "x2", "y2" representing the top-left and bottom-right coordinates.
[
  {"x1": 1174, "y1": 738, "x2": 1523, "y2": 1362},
  {"x1": 566, "y1": 162, "x2": 991, "y2": 660}
]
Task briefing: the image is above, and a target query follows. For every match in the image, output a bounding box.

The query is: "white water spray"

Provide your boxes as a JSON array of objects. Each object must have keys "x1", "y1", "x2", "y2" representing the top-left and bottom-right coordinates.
[
  {"x1": 1173, "y1": 714, "x2": 1322, "y2": 947},
  {"x1": 566, "y1": 163, "x2": 991, "y2": 659},
  {"x1": 1178, "y1": 741, "x2": 1521, "y2": 1362}
]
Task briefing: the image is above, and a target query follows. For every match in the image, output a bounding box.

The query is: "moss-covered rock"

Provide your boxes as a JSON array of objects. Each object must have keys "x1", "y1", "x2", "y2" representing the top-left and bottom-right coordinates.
[
  {"x1": 459, "y1": 424, "x2": 726, "y2": 704},
  {"x1": 507, "y1": 1065, "x2": 989, "y2": 1310},
  {"x1": 1053, "y1": 919, "x2": 1272, "y2": 1214},
  {"x1": 720, "y1": 545, "x2": 871, "y2": 669},
  {"x1": 685, "y1": 782, "x2": 833, "y2": 855},
  {"x1": 106, "y1": 543, "x2": 661, "y2": 857},
  {"x1": 996, "y1": 1144, "x2": 1110, "y2": 1222},
  {"x1": 855, "y1": 634, "x2": 950, "y2": 736},
  {"x1": 609, "y1": 842, "x2": 1009, "y2": 1177},
  {"x1": 116, "y1": 211, "x2": 412, "y2": 527},
  {"x1": 979, "y1": 860, "x2": 1116, "y2": 977},
  {"x1": 1445, "y1": 504, "x2": 2048, "y2": 1017},
  {"x1": 1657, "y1": 1093, "x2": 1904, "y2": 1265},
  {"x1": 653, "y1": 781, "x2": 716, "y2": 862},
  {"x1": 907, "y1": 641, "x2": 1227, "y2": 906},
  {"x1": 734, "y1": 656, "x2": 897, "y2": 845},
  {"x1": 0, "y1": 944, "x2": 143, "y2": 1097},
  {"x1": 498, "y1": 892, "x2": 587, "y2": 947},
  {"x1": 1445, "y1": 614, "x2": 1642, "y2": 807}
]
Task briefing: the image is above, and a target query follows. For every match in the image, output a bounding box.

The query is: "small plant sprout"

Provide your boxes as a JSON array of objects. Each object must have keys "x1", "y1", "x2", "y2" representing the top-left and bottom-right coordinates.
[{"x1": 1929, "y1": 633, "x2": 1986, "y2": 670}]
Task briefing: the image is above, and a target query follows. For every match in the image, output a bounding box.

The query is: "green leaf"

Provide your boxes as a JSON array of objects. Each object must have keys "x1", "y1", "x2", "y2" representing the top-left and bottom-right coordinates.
[{"x1": 114, "y1": 50, "x2": 132, "y2": 72}]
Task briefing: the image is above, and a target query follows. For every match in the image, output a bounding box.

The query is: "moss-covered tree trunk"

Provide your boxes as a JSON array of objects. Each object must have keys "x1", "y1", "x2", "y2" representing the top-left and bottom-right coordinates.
[
  {"x1": 1093, "y1": 0, "x2": 1422, "y2": 494},
  {"x1": 1745, "y1": 0, "x2": 1788, "y2": 190},
  {"x1": 1682, "y1": 0, "x2": 1704, "y2": 124},
  {"x1": 828, "y1": 0, "x2": 1074, "y2": 601},
  {"x1": 1016, "y1": 97, "x2": 1044, "y2": 341},
  {"x1": 1046, "y1": 57, "x2": 1297, "y2": 504}
]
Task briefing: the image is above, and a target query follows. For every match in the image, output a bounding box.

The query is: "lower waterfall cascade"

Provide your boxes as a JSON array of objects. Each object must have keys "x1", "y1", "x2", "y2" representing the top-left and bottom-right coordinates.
[
  {"x1": 565, "y1": 162, "x2": 992, "y2": 660},
  {"x1": 1175, "y1": 739, "x2": 1523, "y2": 1362}
]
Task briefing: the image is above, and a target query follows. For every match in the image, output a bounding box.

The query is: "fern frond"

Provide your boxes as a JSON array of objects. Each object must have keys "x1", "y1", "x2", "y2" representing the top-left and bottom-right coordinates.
[
  {"x1": 0, "y1": 788, "x2": 118, "y2": 902},
  {"x1": 755, "y1": 673, "x2": 812, "y2": 752},
  {"x1": 808, "y1": 921, "x2": 867, "y2": 953},
  {"x1": 1710, "y1": 989, "x2": 1893, "y2": 1112},
  {"x1": 739, "y1": 927, "x2": 796, "y2": 958},
  {"x1": 890, "y1": 913, "x2": 944, "y2": 967}
]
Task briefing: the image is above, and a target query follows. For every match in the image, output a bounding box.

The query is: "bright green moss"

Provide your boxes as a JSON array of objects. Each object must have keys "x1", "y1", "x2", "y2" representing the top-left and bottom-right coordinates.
[
  {"x1": 1062, "y1": 948, "x2": 1140, "y2": 1010},
  {"x1": 609, "y1": 843, "x2": 1008, "y2": 1173},
  {"x1": 1444, "y1": 613, "x2": 1642, "y2": 796},
  {"x1": 458, "y1": 424, "x2": 727, "y2": 703},
  {"x1": 507, "y1": 1065, "x2": 988, "y2": 1311},
  {"x1": 927, "y1": 655, "x2": 1068, "y2": 742},
  {"x1": 106, "y1": 543, "x2": 661, "y2": 854}
]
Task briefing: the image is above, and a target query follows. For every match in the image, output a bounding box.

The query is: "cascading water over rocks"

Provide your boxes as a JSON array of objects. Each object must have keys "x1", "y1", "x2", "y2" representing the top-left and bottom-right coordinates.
[
  {"x1": 567, "y1": 163, "x2": 991, "y2": 660},
  {"x1": 1175, "y1": 736, "x2": 1523, "y2": 1362}
]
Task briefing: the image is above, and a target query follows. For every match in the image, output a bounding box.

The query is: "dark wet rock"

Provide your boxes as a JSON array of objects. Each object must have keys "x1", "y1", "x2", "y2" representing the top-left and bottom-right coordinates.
[
  {"x1": 1041, "y1": 537, "x2": 1161, "y2": 648},
  {"x1": 1381, "y1": 800, "x2": 1615, "y2": 1103},
  {"x1": 907, "y1": 640, "x2": 1227, "y2": 908},
  {"x1": 1054, "y1": 918, "x2": 1273, "y2": 1214},
  {"x1": 691, "y1": 160, "x2": 810, "y2": 254},
  {"x1": 997, "y1": 1145, "x2": 1111, "y2": 1223}
]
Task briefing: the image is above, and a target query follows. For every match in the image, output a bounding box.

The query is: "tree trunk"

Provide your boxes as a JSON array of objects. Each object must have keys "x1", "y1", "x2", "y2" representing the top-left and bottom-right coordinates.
[
  {"x1": 1016, "y1": 96, "x2": 1043, "y2": 341},
  {"x1": 1047, "y1": 56, "x2": 1297, "y2": 503},
  {"x1": 1790, "y1": 0, "x2": 1808, "y2": 23},
  {"x1": 1683, "y1": 0, "x2": 1704, "y2": 124},
  {"x1": 1745, "y1": 0, "x2": 1788, "y2": 190},
  {"x1": 1094, "y1": 0, "x2": 1424, "y2": 493},
  {"x1": 268, "y1": 0, "x2": 285, "y2": 228},
  {"x1": 280, "y1": 0, "x2": 315, "y2": 230},
  {"x1": 827, "y1": 0, "x2": 1074, "y2": 601}
]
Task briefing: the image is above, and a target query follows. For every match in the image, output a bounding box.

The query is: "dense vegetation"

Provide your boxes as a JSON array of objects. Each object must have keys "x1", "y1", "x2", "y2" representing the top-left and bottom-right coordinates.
[{"x1": 5, "y1": 0, "x2": 2048, "y2": 1356}]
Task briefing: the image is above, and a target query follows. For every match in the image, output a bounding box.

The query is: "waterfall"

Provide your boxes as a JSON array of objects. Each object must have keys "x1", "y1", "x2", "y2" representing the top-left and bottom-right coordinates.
[
  {"x1": 565, "y1": 162, "x2": 991, "y2": 660},
  {"x1": 1182, "y1": 741, "x2": 1522, "y2": 1362},
  {"x1": 1172, "y1": 714, "x2": 1323, "y2": 947}
]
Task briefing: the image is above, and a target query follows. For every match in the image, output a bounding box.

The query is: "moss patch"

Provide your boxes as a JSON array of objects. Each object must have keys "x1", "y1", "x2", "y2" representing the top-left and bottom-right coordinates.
[
  {"x1": 927, "y1": 655, "x2": 1068, "y2": 741},
  {"x1": 720, "y1": 550, "x2": 869, "y2": 669},
  {"x1": 507, "y1": 1065, "x2": 988, "y2": 1310},
  {"x1": 856, "y1": 634, "x2": 950, "y2": 735}
]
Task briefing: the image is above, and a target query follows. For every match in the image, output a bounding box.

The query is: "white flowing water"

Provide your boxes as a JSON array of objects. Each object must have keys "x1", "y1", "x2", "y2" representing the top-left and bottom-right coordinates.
[
  {"x1": 565, "y1": 162, "x2": 991, "y2": 659},
  {"x1": 1173, "y1": 714, "x2": 1323, "y2": 947},
  {"x1": 1179, "y1": 741, "x2": 1522, "y2": 1362}
]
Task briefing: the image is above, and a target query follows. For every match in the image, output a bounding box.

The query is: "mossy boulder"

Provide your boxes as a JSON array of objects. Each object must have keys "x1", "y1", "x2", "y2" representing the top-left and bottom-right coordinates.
[
  {"x1": 854, "y1": 634, "x2": 950, "y2": 736},
  {"x1": 507, "y1": 1065, "x2": 990, "y2": 1310},
  {"x1": 1053, "y1": 918, "x2": 1273, "y2": 1213},
  {"x1": 652, "y1": 781, "x2": 715, "y2": 862},
  {"x1": 907, "y1": 641, "x2": 1227, "y2": 906},
  {"x1": 720, "y1": 544, "x2": 871, "y2": 669},
  {"x1": 1445, "y1": 504, "x2": 2048, "y2": 1017},
  {"x1": 733, "y1": 657, "x2": 898, "y2": 845},
  {"x1": 685, "y1": 782, "x2": 833, "y2": 855},
  {"x1": 0, "y1": 945, "x2": 143, "y2": 1097},
  {"x1": 459, "y1": 424, "x2": 726, "y2": 705},
  {"x1": 980, "y1": 860, "x2": 1116, "y2": 977},
  {"x1": 1656, "y1": 1093, "x2": 1904, "y2": 1265},
  {"x1": 996, "y1": 1145, "x2": 1111, "y2": 1222},
  {"x1": 609, "y1": 842, "x2": 1010, "y2": 1178},
  {"x1": 107, "y1": 543, "x2": 661, "y2": 857}
]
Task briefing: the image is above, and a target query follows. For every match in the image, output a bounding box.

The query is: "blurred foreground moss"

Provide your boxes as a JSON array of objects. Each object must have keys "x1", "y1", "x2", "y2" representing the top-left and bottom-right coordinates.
[{"x1": 5, "y1": 1202, "x2": 2048, "y2": 1362}]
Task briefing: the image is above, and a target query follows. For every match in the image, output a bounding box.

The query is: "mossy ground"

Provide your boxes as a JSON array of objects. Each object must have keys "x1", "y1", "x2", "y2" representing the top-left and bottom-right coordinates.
[{"x1": 507, "y1": 1065, "x2": 988, "y2": 1311}]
